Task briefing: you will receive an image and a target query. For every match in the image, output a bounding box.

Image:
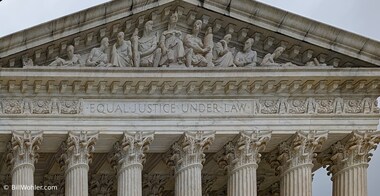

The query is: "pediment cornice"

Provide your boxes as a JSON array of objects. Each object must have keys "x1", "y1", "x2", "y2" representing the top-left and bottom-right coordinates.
[
  {"x1": 1, "y1": 67, "x2": 379, "y2": 96},
  {"x1": 0, "y1": 0, "x2": 379, "y2": 68}
]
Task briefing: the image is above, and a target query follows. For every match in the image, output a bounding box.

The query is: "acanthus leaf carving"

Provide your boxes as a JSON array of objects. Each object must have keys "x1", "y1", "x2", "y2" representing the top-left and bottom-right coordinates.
[
  {"x1": 165, "y1": 131, "x2": 215, "y2": 172},
  {"x1": 59, "y1": 131, "x2": 98, "y2": 172},
  {"x1": 108, "y1": 131, "x2": 154, "y2": 172},
  {"x1": 322, "y1": 130, "x2": 380, "y2": 176},
  {"x1": 89, "y1": 174, "x2": 115, "y2": 196},
  {"x1": 142, "y1": 173, "x2": 169, "y2": 196},
  {"x1": 269, "y1": 131, "x2": 328, "y2": 174},
  {"x1": 6, "y1": 130, "x2": 43, "y2": 170},
  {"x1": 217, "y1": 131, "x2": 271, "y2": 172}
]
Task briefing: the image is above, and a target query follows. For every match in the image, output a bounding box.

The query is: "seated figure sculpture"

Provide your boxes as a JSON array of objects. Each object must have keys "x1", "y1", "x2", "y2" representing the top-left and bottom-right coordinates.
[
  {"x1": 213, "y1": 34, "x2": 235, "y2": 67},
  {"x1": 133, "y1": 20, "x2": 162, "y2": 67},
  {"x1": 260, "y1": 46, "x2": 293, "y2": 66},
  {"x1": 49, "y1": 45, "x2": 81, "y2": 66},
  {"x1": 234, "y1": 38, "x2": 257, "y2": 67},
  {"x1": 159, "y1": 12, "x2": 185, "y2": 67},
  {"x1": 86, "y1": 37, "x2": 109, "y2": 67},
  {"x1": 111, "y1": 32, "x2": 133, "y2": 67},
  {"x1": 184, "y1": 20, "x2": 213, "y2": 67}
]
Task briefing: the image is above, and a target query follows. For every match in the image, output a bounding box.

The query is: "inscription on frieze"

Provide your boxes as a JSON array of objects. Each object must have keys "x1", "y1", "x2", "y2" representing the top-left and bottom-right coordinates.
[
  {"x1": 82, "y1": 99, "x2": 251, "y2": 116},
  {"x1": 0, "y1": 97, "x2": 377, "y2": 116}
]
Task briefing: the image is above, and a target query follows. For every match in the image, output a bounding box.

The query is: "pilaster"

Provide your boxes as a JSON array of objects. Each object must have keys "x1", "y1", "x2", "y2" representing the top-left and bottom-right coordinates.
[
  {"x1": 108, "y1": 131, "x2": 154, "y2": 196},
  {"x1": 6, "y1": 130, "x2": 43, "y2": 196}
]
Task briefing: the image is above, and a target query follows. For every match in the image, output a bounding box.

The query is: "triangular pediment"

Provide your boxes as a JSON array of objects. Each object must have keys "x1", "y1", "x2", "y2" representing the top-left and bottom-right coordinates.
[{"x1": 0, "y1": 0, "x2": 380, "y2": 68}]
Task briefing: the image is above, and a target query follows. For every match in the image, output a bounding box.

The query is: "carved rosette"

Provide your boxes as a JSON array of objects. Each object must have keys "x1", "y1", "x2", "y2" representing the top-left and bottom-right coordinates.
[
  {"x1": 142, "y1": 173, "x2": 169, "y2": 196},
  {"x1": 166, "y1": 131, "x2": 215, "y2": 172},
  {"x1": 60, "y1": 131, "x2": 98, "y2": 172},
  {"x1": 324, "y1": 130, "x2": 380, "y2": 176},
  {"x1": 109, "y1": 131, "x2": 154, "y2": 172},
  {"x1": 6, "y1": 130, "x2": 43, "y2": 170},
  {"x1": 270, "y1": 131, "x2": 328, "y2": 174},
  {"x1": 89, "y1": 174, "x2": 115, "y2": 196}
]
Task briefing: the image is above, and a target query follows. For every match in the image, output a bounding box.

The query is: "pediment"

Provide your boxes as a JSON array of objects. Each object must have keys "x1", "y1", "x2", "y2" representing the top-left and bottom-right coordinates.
[{"x1": 0, "y1": 0, "x2": 380, "y2": 69}]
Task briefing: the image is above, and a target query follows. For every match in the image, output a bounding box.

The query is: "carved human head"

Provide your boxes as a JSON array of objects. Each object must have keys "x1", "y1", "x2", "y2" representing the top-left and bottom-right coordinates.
[
  {"x1": 223, "y1": 34, "x2": 232, "y2": 44},
  {"x1": 193, "y1": 20, "x2": 202, "y2": 33},
  {"x1": 170, "y1": 11, "x2": 178, "y2": 24},
  {"x1": 145, "y1": 20, "x2": 153, "y2": 33},
  {"x1": 117, "y1": 32, "x2": 125, "y2": 44},
  {"x1": 244, "y1": 38, "x2": 254, "y2": 52},
  {"x1": 273, "y1": 46, "x2": 285, "y2": 58},
  {"x1": 101, "y1": 37, "x2": 109, "y2": 48},
  {"x1": 66, "y1": 45, "x2": 75, "y2": 58},
  {"x1": 206, "y1": 27, "x2": 212, "y2": 35}
]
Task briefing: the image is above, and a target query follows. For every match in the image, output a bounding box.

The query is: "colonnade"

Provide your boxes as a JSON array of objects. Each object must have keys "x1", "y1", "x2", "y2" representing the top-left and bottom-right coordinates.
[{"x1": 5, "y1": 130, "x2": 380, "y2": 196}]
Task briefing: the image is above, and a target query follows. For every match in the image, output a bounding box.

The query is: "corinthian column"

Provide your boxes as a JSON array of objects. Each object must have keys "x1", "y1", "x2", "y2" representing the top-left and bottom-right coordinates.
[
  {"x1": 6, "y1": 131, "x2": 43, "y2": 196},
  {"x1": 269, "y1": 131, "x2": 328, "y2": 196},
  {"x1": 108, "y1": 131, "x2": 154, "y2": 196},
  {"x1": 166, "y1": 131, "x2": 215, "y2": 196},
  {"x1": 60, "y1": 131, "x2": 98, "y2": 196},
  {"x1": 217, "y1": 131, "x2": 271, "y2": 196},
  {"x1": 324, "y1": 131, "x2": 380, "y2": 196}
]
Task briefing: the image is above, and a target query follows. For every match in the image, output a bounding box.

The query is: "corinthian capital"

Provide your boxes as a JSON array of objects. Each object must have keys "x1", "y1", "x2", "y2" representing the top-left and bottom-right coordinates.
[
  {"x1": 109, "y1": 131, "x2": 154, "y2": 171},
  {"x1": 269, "y1": 131, "x2": 328, "y2": 173},
  {"x1": 60, "y1": 131, "x2": 98, "y2": 171},
  {"x1": 217, "y1": 131, "x2": 271, "y2": 172},
  {"x1": 6, "y1": 130, "x2": 43, "y2": 169},
  {"x1": 165, "y1": 131, "x2": 215, "y2": 171},
  {"x1": 324, "y1": 130, "x2": 380, "y2": 175}
]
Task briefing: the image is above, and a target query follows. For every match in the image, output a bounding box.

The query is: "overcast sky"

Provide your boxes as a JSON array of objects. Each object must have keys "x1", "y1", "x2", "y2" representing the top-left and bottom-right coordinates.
[{"x1": 0, "y1": 0, "x2": 379, "y2": 195}]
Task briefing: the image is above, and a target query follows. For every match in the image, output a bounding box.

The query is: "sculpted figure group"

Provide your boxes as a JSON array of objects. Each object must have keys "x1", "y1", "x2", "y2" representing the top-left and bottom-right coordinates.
[{"x1": 44, "y1": 12, "x2": 299, "y2": 68}]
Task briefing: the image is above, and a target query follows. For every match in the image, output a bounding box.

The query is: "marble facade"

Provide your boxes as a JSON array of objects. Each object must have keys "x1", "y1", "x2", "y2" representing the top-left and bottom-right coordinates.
[{"x1": 0, "y1": 0, "x2": 380, "y2": 195}]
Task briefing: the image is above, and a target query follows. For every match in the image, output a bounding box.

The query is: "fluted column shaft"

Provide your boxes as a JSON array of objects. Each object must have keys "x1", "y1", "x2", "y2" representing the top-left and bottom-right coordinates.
[
  {"x1": 65, "y1": 164, "x2": 89, "y2": 196},
  {"x1": 109, "y1": 132, "x2": 154, "y2": 196},
  {"x1": 166, "y1": 131, "x2": 215, "y2": 196},
  {"x1": 332, "y1": 163, "x2": 368, "y2": 196},
  {"x1": 280, "y1": 163, "x2": 313, "y2": 196},
  {"x1": 228, "y1": 163, "x2": 258, "y2": 196},
  {"x1": 60, "y1": 131, "x2": 98, "y2": 196},
  {"x1": 216, "y1": 131, "x2": 271, "y2": 196},
  {"x1": 6, "y1": 131, "x2": 43, "y2": 196},
  {"x1": 325, "y1": 131, "x2": 380, "y2": 196},
  {"x1": 118, "y1": 163, "x2": 143, "y2": 196},
  {"x1": 175, "y1": 164, "x2": 203, "y2": 196},
  {"x1": 12, "y1": 163, "x2": 34, "y2": 196},
  {"x1": 269, "y1": 131, "x2": 328, "y2": 196}
]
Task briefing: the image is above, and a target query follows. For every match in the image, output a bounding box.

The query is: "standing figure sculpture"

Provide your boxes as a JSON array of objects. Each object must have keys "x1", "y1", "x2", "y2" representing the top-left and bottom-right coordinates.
[
  {"x1": 133, "y1": 20, "x2": 162, "y2": 67},
  {"x1": 86, "y1": 37, "x2": 109, "y2": 67},
  {"x1": 49, "y1": 45, "x2": 81, "y2": 66},
  {"x1": 159, "y1": 11, "x2": 185, "y2": 66},
  {"x1": 203, "y1": 27, "x2": 214, "y2": 65},
  {"x1": 234, "y1": 38, "x2": 257, "y2": 67},
  {"x1": 111, "y1": 32, "x2": 133, "y2": 67},
  {"x1": 184, "y1": 20, "x2": 213, "y2": 67},
  {"x1": 213, "y1": 34, "x2": 235, "y2": 67}
]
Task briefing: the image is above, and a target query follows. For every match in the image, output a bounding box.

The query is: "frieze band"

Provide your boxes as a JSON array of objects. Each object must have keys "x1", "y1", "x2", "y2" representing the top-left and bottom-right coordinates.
[{"x1": 0, "y1": 97, "x2": 377, "y2": 116}]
